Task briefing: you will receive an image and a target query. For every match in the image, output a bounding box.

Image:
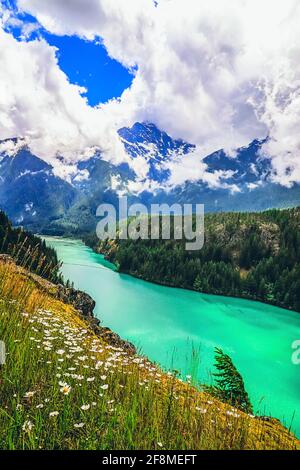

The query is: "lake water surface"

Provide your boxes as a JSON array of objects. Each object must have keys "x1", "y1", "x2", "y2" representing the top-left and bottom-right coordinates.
[{"x1": 45, "y1": 236, "x2": 300, "y2": 436}]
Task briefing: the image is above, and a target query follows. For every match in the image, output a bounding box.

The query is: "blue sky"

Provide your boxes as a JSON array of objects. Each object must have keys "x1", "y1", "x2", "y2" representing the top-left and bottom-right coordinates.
[
  {"x1": 44, "y1": 34, "x2": 134, "y2": 106},
  {"x1": 2, "y1": 0, "x2": 134, "y2": 106}
]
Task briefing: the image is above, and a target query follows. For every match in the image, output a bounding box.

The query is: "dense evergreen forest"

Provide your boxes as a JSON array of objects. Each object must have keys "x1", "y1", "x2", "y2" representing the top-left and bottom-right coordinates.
[
  {"x1": 86, "y1": 207, "x2": 300, "y2": 312},
  {"x1": 0, "y1": 211, "x2": 62, "y2": 283}
]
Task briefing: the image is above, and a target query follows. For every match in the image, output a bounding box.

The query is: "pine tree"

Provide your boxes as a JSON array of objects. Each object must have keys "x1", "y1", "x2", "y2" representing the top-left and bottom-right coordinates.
[{"x1": 205, "y1": 347, "x2": 253, "y2": 414}]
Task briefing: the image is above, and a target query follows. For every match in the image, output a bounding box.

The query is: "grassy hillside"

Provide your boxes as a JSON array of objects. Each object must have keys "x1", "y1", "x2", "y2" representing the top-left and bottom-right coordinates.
[
  {"x1": 90, "y1": 207, "x2": 300, "y2": 312},
  {"x1": 0, "y1": 256, "x2": 298, "y2": 450}
]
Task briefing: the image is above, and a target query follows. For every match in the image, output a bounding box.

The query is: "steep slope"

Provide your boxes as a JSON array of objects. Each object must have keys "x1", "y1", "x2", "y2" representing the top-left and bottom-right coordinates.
[
  {"x1": 0, "y1": 210, "x2": 62, "y2": 282},
  {"x1": 118, "y1": 122, "x2": 195, "y2": 183},
  {"x1": 50, "y1": 156, "x2": 136, "y2": 235},
  {"x1": 0, "y1": 255, "x2": 298, "y2": 450},
  {"x1": 146, "y1": 137, "x2": 300, "y2": 212},
  {"x1": 0, "y1": 139, "x2": 77, "y2": 232}
]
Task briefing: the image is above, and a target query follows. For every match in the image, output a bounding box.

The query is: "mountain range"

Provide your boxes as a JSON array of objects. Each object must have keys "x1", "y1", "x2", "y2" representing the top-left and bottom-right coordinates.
[{"x1": 0, "y1": 123, "x2": 300, "y2": 235}]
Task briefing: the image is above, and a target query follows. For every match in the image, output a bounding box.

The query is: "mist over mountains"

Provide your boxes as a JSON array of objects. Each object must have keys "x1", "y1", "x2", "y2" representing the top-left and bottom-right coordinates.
[{"x1": 1, "y1": 123, "x2": 300, "y2": 235}]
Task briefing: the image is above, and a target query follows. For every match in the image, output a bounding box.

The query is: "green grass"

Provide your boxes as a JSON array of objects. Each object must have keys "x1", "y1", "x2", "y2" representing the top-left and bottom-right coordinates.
[{"x1": 0, "y1": 259, "x2": 299, "y2": 450}]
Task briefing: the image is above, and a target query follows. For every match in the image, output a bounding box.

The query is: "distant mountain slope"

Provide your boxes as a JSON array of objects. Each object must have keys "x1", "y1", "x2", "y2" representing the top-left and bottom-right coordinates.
[
  {"x1": 137, "y1": 132, "x2": 300, "y2": 212},
  {"x1": 48, "y1": 155, "x2": 138, "y2": 235},
  {"x1": 150, "y1": 177, "x2": 300, "y2": 213},
  {"x1": 118, "y1": 122, "x2": 195, "y2": 182},
  {"x1": 0, "y1": 139, "x2": 76, "y2": 231},
  {"x1": 203, "y1": 139, "x2": 270, "y2": 187},
  {"x1": 0, "y1": 124, "x2": 300, "y2": 234}
]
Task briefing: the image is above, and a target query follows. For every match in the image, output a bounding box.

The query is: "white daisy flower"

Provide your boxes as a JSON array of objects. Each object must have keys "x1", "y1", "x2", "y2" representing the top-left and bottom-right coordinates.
[
  {"x1": 59, "y1": 383, "x2": 71, "y2": 395},
  {"x1": 81, "y1": 404, "x2": 90, "y2": 411},
  {"x1": 22, "y1": 420, "x2": 34, "y2": 433}
]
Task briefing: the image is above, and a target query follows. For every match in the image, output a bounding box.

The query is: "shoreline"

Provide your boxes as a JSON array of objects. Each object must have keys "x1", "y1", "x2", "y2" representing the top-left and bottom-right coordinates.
[
  {"x1": 94, "y1": 248, "x2": 299, "y2": 315},
  {"x1": 42, "y1": 233, "x2": 299, "y2": 315}
]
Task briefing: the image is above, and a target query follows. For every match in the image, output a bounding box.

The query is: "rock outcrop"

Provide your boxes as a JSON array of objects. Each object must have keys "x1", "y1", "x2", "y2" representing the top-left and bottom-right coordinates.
[{"x1": 56, "y1": 284, "x2": 136, "y2": 354}]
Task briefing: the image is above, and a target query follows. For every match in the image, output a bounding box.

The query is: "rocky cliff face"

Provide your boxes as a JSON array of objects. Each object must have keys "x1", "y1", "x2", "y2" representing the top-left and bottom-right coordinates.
[
  {"x1": 56, "y1": 285, "x2": 96, "y2": 318},
  {"x1": 56, "y1": 284, "x2": 136, "y2": 354}
]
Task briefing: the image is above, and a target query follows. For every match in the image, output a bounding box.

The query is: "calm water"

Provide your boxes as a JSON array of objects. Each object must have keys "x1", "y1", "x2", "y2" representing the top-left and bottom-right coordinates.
[{"x1": 45, "y1": 237, "x2": 300, "y2": 435}]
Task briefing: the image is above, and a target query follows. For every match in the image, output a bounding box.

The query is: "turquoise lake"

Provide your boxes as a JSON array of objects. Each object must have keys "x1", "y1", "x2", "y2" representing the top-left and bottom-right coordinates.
[{"x1": 45, "y1": 236, "x2": 300, "y2": 436}]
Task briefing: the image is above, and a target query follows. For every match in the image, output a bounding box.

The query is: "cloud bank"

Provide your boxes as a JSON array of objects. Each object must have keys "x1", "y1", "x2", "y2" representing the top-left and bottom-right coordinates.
[{"x1": 0, "y1": 0, "x2": 300, "y2": 188}]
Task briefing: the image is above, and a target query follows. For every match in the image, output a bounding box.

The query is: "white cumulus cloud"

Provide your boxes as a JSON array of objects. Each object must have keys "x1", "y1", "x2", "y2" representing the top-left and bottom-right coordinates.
[
  {"x1": 0, "y1": 9, "x2": 133, "y2": 173},
  {"x1": 0, "y1": 0, "x2": 300, "y2": 188}
]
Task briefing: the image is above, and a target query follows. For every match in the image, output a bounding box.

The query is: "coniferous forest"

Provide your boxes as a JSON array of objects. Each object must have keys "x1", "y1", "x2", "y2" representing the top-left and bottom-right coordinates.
[
  {"x1": 88, "y1": 207, "x2": 300, "y2": 312},
  {"x1": 0, "y1": 211, "x2": 62, "y2": 283}
]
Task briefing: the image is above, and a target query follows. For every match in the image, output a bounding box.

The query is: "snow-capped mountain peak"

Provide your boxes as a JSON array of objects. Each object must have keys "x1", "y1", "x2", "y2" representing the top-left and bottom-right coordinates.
[{"x1": 0, "y1": 123, "x2": 299, "y2": 234}]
